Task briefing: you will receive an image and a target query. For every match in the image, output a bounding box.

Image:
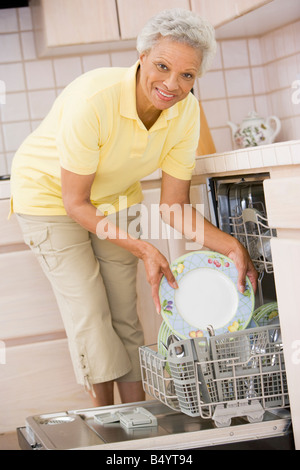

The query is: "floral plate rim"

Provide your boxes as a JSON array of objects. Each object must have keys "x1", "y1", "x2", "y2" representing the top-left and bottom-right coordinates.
[{"x1": 159, "y1": 250, "x2": 255, "y2": 339}]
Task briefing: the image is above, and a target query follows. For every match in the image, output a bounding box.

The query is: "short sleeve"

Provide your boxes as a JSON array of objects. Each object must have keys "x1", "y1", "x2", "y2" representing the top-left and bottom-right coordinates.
[
  {"x1": 56, "y1": 94, "x2": 100, "y2": 175},
  {"x1": 160, "y1": 101, "x2": 200, "y2": 180}
]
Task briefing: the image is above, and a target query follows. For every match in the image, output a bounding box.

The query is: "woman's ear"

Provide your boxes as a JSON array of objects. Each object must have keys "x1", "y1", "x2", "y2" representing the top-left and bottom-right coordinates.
[{"x1": 139, "y1": 53, "x2": 145, "y2": 66}]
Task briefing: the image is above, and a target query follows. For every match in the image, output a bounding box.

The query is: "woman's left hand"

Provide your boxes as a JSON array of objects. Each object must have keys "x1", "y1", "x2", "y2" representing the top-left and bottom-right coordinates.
[{"x1": 227, "y1": 242, "x2": 258, "y2": 294}]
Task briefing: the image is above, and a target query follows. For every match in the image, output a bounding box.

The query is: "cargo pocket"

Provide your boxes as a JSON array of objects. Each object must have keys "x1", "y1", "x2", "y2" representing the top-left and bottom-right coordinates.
[{"x1": 23, "y1": 228, "x2": 58, "y2": 272}]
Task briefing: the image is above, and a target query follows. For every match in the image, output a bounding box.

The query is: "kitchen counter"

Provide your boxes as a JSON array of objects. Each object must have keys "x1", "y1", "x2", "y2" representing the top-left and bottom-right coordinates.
[{"x1": 193, "y1": 140, "x2": 300, "y2": 181}]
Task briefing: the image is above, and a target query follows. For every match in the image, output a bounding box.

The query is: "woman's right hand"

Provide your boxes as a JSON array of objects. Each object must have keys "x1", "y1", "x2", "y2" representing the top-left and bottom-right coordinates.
[{"x1": 141, "y1": 243, "x2": 178, "y2": 314}]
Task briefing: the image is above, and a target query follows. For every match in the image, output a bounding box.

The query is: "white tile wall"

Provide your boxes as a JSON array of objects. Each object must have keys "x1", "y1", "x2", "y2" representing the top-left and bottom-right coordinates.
[
  {"x1": 228, "y1": 96, "x2": 256, "y2": 123},
  {"x1": 21, "y1": 31, "x2": 37, "y2": 60},
  {"x1": 202, "y1": 99, "x2": 229, "y2": 128},
  {"x1": 225, "y1": 68, "x2": 253, "y2": 96},
  {"x1": 82, "y1": 53, "x2": 111, "y2": 72},
  {"x1": 251, "y1": 67, "x2": 267, "y2": 94},
  {"x1": 0, "y1": 8, "x2": 18, "y2": 33},
  {"x1": 53, "y1": 57, "x2": 82, "y2": 87},
  {"x1": 28, "y1": 90, "x2": 56, "y2": 120},
  {"x1": 0, "y1": 6, "x2": 299, "y2": 172},
  {"x1": 0, "y1": 63, "x2": 25, "y2": 92},
  {"x1": 209, "y1": 43, "x2": 223, "y2": 71},
  {"x1": 199, "y1": 70, "x2": 227, "y2": 99},
  {"x1": 18, "y1": 6, "x2": 32, "y2": 31},
  {"x1": 2, "y1": 121, "x2": 31, "y2": 152},
  {"x1": 0, "y1": 92, "x2": 29, "y2": 122},
  {"x1": 197, "y1": 19, "x2": 300, "y2": 152},
  {"x1": 0, "y1": 33, "x2": 22, "y2": 63},
  {"x1": 248, "y1": 38, "x2": 264, "y2": 66},
  {"x1": 25, "y1": 60, "x2": 55, "y2": 89},
  {"x1": 221, "y1": 39, "x2": 249, "y2": 68}
]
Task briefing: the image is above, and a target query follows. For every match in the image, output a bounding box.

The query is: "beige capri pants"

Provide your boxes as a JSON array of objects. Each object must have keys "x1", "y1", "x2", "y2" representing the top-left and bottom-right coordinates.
[{"x1": 17, "y1": 207, "x2": 144, "y2": 392}]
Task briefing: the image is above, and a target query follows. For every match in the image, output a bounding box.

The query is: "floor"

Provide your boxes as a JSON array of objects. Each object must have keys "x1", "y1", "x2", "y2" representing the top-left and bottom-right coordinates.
[{"x1": 0, "y1": 432, "x2": 20, "y2": 450}]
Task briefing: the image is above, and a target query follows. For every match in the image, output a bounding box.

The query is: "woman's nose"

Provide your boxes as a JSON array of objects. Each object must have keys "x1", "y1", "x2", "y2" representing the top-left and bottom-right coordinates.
[{"x1": 163, "y1": 73, "x2": 178, "y2": 91}]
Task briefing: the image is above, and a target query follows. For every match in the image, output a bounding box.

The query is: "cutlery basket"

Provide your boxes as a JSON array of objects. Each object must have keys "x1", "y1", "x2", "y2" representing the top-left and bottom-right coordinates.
[{"x1": 139, "y1": 324, "x2": 289, "y2": 427}]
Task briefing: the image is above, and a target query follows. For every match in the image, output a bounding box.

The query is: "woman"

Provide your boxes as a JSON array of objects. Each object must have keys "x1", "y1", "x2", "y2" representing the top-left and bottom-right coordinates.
[{"x1": 10, "y1": 9, "x2": 257, "y2": 407}]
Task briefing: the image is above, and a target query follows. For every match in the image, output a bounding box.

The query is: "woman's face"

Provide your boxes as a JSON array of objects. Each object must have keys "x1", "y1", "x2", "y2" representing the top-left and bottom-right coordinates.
[{"x1": 137, "y1": 37, "x2": 202, "y2": 113}]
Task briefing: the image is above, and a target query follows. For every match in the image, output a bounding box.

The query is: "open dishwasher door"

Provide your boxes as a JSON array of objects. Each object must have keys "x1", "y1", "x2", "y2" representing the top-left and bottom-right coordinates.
[{"x1": 17, "y1": 399, "x2": 293, "y2": 450}]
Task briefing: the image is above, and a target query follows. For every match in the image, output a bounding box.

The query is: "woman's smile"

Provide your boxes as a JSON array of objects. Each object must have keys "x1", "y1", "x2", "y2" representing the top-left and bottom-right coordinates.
[{"x1": 155, "y1": 86, "x2": 177, "y2": 101}]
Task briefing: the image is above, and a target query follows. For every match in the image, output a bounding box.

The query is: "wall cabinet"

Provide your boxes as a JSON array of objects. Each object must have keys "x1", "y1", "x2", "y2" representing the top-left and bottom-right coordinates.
[
  {"x1": 191, "y1": 0, "x2": 273, "y2": 28},
  {"x1": 31, "y1": 0, "x2": 121, "y2": 57},
  {"x1": 116, "y1": 0, "x2": 190, "y2": 40},
  {"x1": 30, "y1": 0, "x2": 275, "y2": 57}
]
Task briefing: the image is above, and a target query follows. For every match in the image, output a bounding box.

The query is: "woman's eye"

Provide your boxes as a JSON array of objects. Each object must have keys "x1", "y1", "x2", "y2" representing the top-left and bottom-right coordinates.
[
  {"x1": 157, "y1": 63, "x2": 168, "y2": 71},
  {"x1": 182, "y1": 73, "x2": 194, "y2": 80}
]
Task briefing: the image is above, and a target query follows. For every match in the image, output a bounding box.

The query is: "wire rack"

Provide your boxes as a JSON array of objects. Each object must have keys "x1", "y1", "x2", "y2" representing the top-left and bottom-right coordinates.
[
  {"x1": 229, "y1": 208, "x2": 276, "y2": 274},
  {"x1": 139, "y1": 325, "x2": 289, "y2": 427}
]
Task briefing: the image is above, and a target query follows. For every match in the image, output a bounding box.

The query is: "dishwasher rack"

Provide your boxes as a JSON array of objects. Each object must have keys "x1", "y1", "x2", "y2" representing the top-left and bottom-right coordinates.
[
  {"x1": 229, "y1": 207, "x2": 276, "y2": 275},
  {"x1": 229, "y1": 207, "x2": 277, "y2": 306},
  {"x1": 139, "y1": 324, "x2": 289, "y2": 428}
]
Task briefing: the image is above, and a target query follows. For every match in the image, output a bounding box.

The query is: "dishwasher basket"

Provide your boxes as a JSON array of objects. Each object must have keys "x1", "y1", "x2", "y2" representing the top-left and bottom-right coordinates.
[{"x1": 139, "y1": 324, "x2": 289, "y2": 427}]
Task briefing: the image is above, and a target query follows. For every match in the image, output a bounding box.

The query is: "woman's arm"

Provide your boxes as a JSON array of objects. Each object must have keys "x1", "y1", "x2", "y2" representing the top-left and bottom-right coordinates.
[
  {"x1": 160, "y1": 171, "x2": 258, "y2": 293},
  {"x1": 61, "y1": 167, "x2": 177, "y2": 312}
]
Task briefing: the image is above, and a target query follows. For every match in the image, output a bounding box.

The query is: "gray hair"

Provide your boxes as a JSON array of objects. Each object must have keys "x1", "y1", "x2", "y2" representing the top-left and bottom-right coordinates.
[{"x1": 136, "y1": 8, "x2": 217, "y2": 77}]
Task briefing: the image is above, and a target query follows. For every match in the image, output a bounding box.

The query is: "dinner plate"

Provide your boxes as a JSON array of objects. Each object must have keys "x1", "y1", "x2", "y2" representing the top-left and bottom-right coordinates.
[
  {"x1": 159, "y1": 251, "x2": 254, "y2": 339},
  {"x1": 157, "y1": 320, "x2": 182, "y2": 358}
]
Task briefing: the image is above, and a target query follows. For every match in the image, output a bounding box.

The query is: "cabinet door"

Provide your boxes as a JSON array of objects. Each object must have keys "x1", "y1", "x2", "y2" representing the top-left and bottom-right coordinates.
[
  {"x1": 271, "y1": 237, "x2": 300, "y2": 450},
  {"x1": 0, "y1": 339, "x2": 91, "y2": 433},
  {"x1": 32, "y1": 0, "x2": 119, "y2": 48},
  {"x1": 117, "y1": 0, "x2": 190, "y2": 40},
  {"x1": 264, "y1": 177, "x2": 300, "y2": 229},
  {"x1": 0, "y1": 201, "x2": 24, "y2": 248},
  {"x1": 0, "y1": 250, "x2": 63, "y2": 340},
  {"x1": 191, "y1": 0, "x2": 272, "y2": 27}
]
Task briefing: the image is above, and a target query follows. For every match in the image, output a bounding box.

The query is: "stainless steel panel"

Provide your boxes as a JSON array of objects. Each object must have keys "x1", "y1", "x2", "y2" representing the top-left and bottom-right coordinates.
[{"x1": 18, "y1": 401, "x2": 292, "y2": 450}]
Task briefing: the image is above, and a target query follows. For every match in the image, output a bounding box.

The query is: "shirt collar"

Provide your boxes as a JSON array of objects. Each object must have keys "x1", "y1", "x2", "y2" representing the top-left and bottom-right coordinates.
[{"x1": 120, "y1": 61, "x2": 179, "y2": 131}]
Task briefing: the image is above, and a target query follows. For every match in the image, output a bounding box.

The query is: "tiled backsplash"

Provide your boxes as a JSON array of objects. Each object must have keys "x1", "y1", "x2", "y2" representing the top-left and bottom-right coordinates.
[
  {"x1": 0, "y1": 7, "x2": 300, "y2": 175},
  {"x1": 194, "y1": 140, "x2": 300, "y2": 177},
  {"x1": 200, "y1": 22, "x2": 300, "y2": 153}
]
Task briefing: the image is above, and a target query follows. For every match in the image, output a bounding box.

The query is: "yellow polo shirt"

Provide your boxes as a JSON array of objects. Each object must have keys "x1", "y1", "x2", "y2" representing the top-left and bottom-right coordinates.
[{"x1": 10, "y1": 62, "x2": 200, "y2": 215}]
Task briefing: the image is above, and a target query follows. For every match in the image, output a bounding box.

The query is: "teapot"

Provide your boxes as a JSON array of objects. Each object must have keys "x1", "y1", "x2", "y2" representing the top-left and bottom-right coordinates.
[{"x1": 228, "y1": 111, "x2": 281, "y2": 149}]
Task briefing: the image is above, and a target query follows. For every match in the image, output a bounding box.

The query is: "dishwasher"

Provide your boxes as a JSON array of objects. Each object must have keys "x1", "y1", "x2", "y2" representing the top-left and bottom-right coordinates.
[{"x1": 17, "y1": 173, "x2": 294, "y2": 450}]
